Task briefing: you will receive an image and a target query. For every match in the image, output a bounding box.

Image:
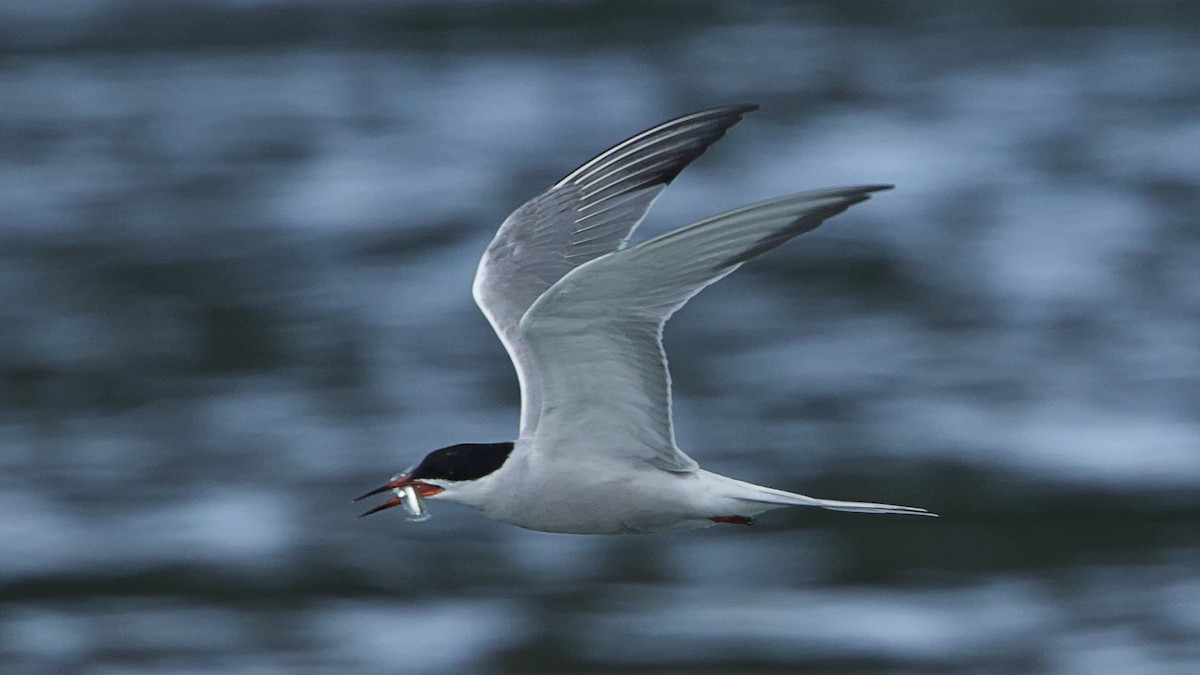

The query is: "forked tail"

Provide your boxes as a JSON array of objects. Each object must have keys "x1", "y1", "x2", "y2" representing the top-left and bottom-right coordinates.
[
  {"x1": 718, "y1": 474, "x2": 937, "y2": 517},
  {"x1": 795, "y1": 496, "x2": 936, "y2": 516}
]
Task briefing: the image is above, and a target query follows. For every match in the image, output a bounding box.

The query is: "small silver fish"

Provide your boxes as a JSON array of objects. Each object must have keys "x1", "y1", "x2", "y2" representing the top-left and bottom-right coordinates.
[{"x1": 397, "y1": 485, "x2": 431, "y2": 522}]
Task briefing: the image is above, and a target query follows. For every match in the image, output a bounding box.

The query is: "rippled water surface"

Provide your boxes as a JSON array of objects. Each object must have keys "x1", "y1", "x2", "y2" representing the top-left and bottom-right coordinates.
[{"x1": 3, "y1": 2, "x2": 1200, "y2": 673}]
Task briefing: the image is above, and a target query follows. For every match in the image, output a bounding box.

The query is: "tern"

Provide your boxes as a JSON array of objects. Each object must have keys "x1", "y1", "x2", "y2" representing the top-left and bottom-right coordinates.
[{"x1": 356, "y1": 104, "x2": 934, "y2": 533}]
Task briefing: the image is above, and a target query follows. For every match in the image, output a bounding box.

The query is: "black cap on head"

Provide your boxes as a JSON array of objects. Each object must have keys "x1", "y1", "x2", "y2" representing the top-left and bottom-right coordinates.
[{"x1": 409, "y1": 442, "x2": 514, "y2": 482}]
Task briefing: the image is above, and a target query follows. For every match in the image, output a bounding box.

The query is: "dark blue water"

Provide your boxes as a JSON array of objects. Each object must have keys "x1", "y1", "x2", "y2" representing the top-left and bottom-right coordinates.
[{"x1": 3, "y1": 2, "x2": 1200, "y2": 673}]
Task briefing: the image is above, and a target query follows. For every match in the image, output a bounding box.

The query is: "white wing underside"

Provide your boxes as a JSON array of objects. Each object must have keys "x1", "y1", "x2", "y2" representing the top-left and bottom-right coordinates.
[{"x1": 519, "y1": 187, "x2": 891, "y2": 472}]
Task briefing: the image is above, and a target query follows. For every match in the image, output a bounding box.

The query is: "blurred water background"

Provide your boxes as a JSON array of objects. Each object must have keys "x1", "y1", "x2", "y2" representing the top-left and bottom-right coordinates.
[{"x1": 3, "y1": 1, "x2": 1200, "y2": 673}]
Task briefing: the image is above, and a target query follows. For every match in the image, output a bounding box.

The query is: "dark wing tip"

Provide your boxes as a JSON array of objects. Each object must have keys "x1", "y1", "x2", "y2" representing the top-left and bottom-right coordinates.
[
  {"x1": 561, "y1": 104, "x2": 761, "y2": 192},
  {"x1": 713, "y1": 185, "x2": 894, "y2": 270},
  {"x1": 709, "y1": 102, "x2": 760, "y2": 116}
]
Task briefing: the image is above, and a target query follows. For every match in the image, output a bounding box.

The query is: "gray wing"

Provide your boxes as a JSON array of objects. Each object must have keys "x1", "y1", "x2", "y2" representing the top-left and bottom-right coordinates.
[
  {"x1": 519, "y1": 186, "x2": 892, "y2": 472},
  {"x1": 472, "y1": 104, "x2": 759, "y2": 437}
]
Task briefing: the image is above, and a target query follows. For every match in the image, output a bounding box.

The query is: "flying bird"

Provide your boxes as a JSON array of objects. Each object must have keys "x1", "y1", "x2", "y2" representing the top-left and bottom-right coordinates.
[{"x1": 356, "y1": 104, "x2": 934, "y2": 533}]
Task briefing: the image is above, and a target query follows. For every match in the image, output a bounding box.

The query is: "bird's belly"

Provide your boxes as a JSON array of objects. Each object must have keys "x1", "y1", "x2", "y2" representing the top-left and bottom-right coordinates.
[{"x1": 480, "y1": 472, "x2": 713, "y2": 535}]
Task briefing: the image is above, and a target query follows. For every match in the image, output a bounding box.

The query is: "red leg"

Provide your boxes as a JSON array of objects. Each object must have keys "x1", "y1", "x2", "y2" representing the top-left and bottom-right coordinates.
[{"x1": 709, "y1": 515, "x2": 753, "y2": 526}]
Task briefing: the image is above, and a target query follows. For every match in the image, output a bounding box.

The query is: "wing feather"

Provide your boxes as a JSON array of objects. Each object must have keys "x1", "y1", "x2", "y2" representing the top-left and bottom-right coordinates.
[
  {"x1": 519, "y1": 186, "x2": 893, "y2": 471},
  {"x1": 472, "y1": 105, "x2": 758, "y2": 436}
]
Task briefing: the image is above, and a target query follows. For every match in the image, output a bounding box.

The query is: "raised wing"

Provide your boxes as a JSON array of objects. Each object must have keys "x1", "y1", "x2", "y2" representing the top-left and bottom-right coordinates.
[
  {"x1": 519, "y1": 186, "x2": 892, "y2": 472},
  {"x1": 472, "y1": 104, "x2": 758, "y2": 437}
]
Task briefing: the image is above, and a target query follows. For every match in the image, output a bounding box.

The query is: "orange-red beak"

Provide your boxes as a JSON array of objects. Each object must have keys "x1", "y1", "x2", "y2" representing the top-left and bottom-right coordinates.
[{"x1": 353, "y1": 475, "x2": 444, "y2": 517}]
